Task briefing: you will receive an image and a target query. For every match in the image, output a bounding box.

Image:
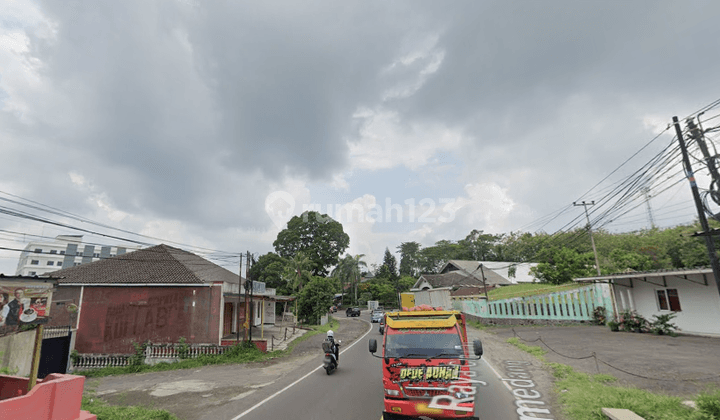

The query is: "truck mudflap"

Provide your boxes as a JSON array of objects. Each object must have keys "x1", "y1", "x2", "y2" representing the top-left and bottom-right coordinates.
[{"x1": 381, "y1": 412, "x2": 480, "y2": 420}]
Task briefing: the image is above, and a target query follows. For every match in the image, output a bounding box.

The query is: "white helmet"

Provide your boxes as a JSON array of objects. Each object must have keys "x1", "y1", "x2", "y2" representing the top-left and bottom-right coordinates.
[{"x1": 327, "y1": 330, "x2": 334, "y2": 339}]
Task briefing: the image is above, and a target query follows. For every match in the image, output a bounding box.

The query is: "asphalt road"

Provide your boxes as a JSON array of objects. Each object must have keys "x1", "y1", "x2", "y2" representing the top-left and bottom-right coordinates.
[{"x1": 230, "y1": 313, "x2": 520, "y2": 420}]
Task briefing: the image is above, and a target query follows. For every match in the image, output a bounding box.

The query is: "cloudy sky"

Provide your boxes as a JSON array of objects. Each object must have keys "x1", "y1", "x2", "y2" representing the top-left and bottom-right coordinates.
[{"x1": 2, "y1": 0, "x2": 720, "y2": 274}]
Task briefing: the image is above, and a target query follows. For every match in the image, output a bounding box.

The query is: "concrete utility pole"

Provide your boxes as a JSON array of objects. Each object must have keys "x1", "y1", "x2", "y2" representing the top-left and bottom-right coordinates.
[
  {"x1": 574, "y1": 201, "x2": 602, "y2": 276},
  {"x1": 673, "y1": 116, "x2": 720, "y2": 297}
]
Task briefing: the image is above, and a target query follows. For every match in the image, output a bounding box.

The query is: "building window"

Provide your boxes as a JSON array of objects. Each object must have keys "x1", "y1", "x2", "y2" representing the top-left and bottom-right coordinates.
[
  {"x1": 28, "y1": 271, "x2": 36, "y2": 276},
  {"x1": 656, "y1": 289, "x2": 681, "y2": 311},
  {"x1": 93, "y1": 253, "x2": 100, "y2": 258},
  {"x1": 47, "y1": 261, "x2": 54, "y2": 266},
  {"x1": 60, "y1": 250, "x2": 65, "y2": 255},
  {"x1": 50, "y1": 250, "x2": 57, "y2": 254},
  {"x1": 76, "y1": 252, "x2": 83, "y2": 256},
  {"x1": 30, "y1": 260, "x2": 39, "y2": 265},
  {"x1": 57, "y1": 261, "x2": 62, "y2": 267},
  {"x1": 34, "y1": 248, "x2": 42, "y2": 253}
]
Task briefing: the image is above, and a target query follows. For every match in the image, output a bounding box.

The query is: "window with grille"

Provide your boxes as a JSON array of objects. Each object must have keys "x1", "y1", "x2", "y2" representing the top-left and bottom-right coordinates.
[{"x1": 656, "y1": 289, "x2": 681, "y2": 311}]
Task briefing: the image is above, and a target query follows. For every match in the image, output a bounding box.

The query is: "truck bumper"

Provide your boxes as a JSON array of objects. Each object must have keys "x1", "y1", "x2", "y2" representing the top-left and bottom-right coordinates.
[{"x1": 382, "y1": 400, "x2": 477, "y2": 419}]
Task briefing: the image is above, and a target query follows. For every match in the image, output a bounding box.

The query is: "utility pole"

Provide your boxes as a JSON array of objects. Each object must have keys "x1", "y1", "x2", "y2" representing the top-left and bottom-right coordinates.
[
  {"x1": 479, "y1": 264, "x2": 489, "y2": 301},
  {"x1": 573, "y1": 201, "x2": 602, "y2": 276},
  {"x1": 673, "y1": 116, "x2": 720, "y2": 297},
  {"x1": 237, "y1": 253, "x2": 242, "y2": 344},
  {"x1": 643, "y1": 187, "x2": 656, "y2": 229},
  {"x1": 246, "y1": 251, "x2": 253, "y2": 343}
]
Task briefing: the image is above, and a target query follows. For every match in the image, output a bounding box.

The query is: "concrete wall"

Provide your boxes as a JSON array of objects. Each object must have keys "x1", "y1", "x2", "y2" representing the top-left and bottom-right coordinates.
[
  {"x1": 615, "y1": 276, "x2": 720, "y2": 336},
  {"x1": 0, "y1": 330, "x2": 37, "y2": 376},
  {"x1": 75, "y1": 285, "x2": 223, "y2": 354}
]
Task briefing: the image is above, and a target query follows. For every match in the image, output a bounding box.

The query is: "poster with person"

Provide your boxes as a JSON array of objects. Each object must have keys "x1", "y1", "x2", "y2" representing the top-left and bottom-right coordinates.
[{"x1": 0, "y1": 280, "x2": 54, "y2": 335}]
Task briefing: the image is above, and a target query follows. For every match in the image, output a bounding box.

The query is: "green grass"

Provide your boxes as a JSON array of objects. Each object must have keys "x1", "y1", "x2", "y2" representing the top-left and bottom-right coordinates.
[
  {"x1": 487, "y1": 283, "x2": 584, "y2": 301},
  {"x1": 505, "y1": 335, "x2": 720, "y2": 420},
  {"x1": 82, "y1": 395, "x2": 178, "y2": 420},
  {"x1": 551, "y1": 363, "x2": 720, "y2": 420},
  {"x1": 505, "y1": 337, "x2": 547, "y2": 360}
]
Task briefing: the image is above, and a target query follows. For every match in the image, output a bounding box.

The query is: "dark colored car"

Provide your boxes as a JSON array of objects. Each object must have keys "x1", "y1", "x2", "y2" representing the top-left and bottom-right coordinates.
[
  {"x1": 378, "y1": 316, "x2": 385, "y2": 334},
  {"x1": 346, "y1": 307, "x2": 361, "y2": 317}
]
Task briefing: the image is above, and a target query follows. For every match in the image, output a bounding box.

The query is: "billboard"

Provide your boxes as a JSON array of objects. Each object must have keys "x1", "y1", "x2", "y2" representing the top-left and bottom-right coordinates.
[{"x1": 0, "y1": 280, "x2": 55, "y2": 335}]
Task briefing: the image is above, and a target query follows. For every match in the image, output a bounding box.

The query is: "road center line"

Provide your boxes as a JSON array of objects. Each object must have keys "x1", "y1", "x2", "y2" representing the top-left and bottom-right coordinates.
[{"x1": 231, "y1": 318, "x2": 373, "y2": 420}]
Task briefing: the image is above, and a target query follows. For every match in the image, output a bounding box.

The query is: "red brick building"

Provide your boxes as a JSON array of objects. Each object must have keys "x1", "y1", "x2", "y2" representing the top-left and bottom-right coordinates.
[{"x1": 49, "y1": 244, "x2": 249, "y2": 354}]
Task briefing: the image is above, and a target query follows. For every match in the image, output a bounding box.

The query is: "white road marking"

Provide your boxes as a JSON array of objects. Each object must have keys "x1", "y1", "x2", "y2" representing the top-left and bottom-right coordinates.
[
  {"x1": 231, "y1": 318, "x2": 373, "y2": 420},
  {"x1": 482, "y1": 358, "x2": 513, "y2": 392}
]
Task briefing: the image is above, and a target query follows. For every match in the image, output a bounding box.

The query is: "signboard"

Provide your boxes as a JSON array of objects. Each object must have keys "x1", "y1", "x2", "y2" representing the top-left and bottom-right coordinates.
[{"x1": 0, "y1": 280, "x2": 54, "y2": 335}]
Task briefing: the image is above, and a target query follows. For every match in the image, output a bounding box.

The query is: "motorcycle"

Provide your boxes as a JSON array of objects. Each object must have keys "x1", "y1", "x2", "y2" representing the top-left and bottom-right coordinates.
[{"x1": 322, "y1": 339, "x2": 341, "y2": 375}]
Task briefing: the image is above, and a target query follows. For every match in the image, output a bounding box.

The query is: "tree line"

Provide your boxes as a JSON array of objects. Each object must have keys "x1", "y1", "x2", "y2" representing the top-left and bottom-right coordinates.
[{"x1": 254, "y1": 210, "x2": 718, "y2": 324}]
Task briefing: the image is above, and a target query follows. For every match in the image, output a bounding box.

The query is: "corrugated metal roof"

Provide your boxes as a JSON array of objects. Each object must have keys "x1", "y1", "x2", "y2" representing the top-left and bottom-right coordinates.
[{"x1": 51, "y1": 244, "x2": 240, "y2": 285}]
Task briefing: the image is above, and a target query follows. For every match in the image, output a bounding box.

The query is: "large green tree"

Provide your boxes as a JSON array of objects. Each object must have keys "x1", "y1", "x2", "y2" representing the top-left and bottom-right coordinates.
[
  {"x1": 397, "y1": 241, "x2": 422, "y2": 277},
  {"x1": 273, "y1": 211, "x2": 350, "y2": 276},
  {"x1": 248, "y1": 252, "x2": 291, "y2": 295},
  {"x1": 296, "y1": 276, "x2": 338, "y2": 325}
]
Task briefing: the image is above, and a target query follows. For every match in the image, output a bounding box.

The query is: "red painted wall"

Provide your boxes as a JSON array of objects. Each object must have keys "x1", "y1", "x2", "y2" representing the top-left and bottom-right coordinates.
[
  {"x1": 0, "y1": 373, "x2": 96, "y2": 419},
  {"x1": 75, "y1": 285, "x2": 222, "y2": 354}
]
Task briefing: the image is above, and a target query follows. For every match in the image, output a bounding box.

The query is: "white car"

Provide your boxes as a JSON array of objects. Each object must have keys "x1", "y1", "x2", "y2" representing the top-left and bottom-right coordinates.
[{"x1": 371, "y1": 310, "x2": 384, "y2": 323}]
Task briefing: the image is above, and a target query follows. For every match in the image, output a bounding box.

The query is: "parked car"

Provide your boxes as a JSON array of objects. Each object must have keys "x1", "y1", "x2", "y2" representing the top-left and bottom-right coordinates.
[
  {"x1": 346, "y1": 307, "x2": 361, "y2": 317},
  {"x1": 371, "y1": 310, "x2": 384, "y2": 323}
]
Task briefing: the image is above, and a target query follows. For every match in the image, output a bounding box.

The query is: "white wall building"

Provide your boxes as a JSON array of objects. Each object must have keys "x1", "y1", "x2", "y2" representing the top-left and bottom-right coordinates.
[
  {"x1": 576, "y1": 268, "x2": 720, "y2": 336},
  {"x1": 14, "y1": 235, "x2": 141, "y2": 276}
]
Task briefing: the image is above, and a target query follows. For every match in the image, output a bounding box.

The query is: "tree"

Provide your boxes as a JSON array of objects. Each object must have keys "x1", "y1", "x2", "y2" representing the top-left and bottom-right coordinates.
[
  {"x1": 273, "y1": 211, "x2": 350, "y2": 276},
  {"x1": 296, "y1": 276, "x2": 338, "y2": 325},
  {"x1": 332, "y1": 254, "x2": 367, "y2": 306},
  {"x1": 397, "y1": 241, "x2": 422, "y2": 277},
  {"x1": 283, "y1": 253, "x2": 313, "y2": 294},
  {"x1": 459, "y1": 230, "x2": 501, "y2": 261},
  {"x1": 248, "y1": 252, "x2": 291, "y2": 296},
  {"x1": 531, "y1": 247, "x2": 595, "y2": 284}
]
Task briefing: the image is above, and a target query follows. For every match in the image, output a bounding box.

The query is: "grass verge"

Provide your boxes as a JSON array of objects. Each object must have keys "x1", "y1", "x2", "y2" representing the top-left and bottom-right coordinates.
[
  {"x1": 82, "y1": 395, "x2": 178, "y2": 420},
  {"x1": 506, "y1": 338, "x2": 720, "y2": 420}
]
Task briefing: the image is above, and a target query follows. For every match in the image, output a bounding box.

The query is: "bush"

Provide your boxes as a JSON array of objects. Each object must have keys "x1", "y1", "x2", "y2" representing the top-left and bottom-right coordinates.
[
  {"x1": 650, "y1": 313, "x2": 679, "y2": 336},
  {"x1": 617, "y1": 309, "x2": 647, "y2": 332},
  {"x1": 607, "y1": 320, "x2": 620, "y2": 331},
  {"x1": 592, "y1": 306, "x2": 607, "y2": 325}
]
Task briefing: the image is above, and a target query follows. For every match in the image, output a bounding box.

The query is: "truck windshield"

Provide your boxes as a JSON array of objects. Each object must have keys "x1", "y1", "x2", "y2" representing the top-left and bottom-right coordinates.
[{"x1": 385, "y1": 332, "x2": 463, "y2": 358}]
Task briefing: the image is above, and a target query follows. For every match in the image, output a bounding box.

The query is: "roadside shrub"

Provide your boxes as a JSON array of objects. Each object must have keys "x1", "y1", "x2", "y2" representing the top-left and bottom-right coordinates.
[
  {"x1": 177, "y1": 337, "x2": 190, "y2": 359},
  {"x1": 617, "y1": 309, "x2": 647, "y2": 332},
  {"x1": 607, "y1": 320, "x2": 620, "y2": 331},
  {"x1": 129, "y1": 341, "x2": 149, "y2": 366},
  {"x1": 592, "y1": 306, "x2": 607, "y2": 325},
  {"x1": 650, "y1": 313, "x2": 679, "y2": 336}
]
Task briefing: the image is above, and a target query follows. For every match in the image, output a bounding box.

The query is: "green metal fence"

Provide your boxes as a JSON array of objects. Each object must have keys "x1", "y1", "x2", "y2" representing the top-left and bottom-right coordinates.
[{"x1": 453, "y1": 283, "x2": 613, "y2": 321}]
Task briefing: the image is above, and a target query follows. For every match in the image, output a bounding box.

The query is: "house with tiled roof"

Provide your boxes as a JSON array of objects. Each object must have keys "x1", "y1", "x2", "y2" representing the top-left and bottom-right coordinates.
[{"x1": 49, "y1": 244, "x2": 277, "y2": 354}]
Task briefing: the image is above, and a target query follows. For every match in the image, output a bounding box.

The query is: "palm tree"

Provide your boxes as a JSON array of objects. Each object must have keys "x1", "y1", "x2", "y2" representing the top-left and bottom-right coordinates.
[
  {"x1": 284, "y1": 253, "x2": 312, "y2": 294},
  {"x1": 332, "y1": 254, "x2": 366, "y2": 306}
]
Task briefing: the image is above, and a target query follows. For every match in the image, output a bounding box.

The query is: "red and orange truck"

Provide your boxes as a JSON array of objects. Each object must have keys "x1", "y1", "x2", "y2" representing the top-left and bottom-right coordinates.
[{"x1": 369, "y1": 307, "x2": 483, "y2": 420}]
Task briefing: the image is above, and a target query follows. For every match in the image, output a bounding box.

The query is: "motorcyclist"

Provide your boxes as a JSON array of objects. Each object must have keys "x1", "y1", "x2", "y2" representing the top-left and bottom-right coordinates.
[{"x1": 326, "y1": 330, "x2": 339, "y2": 363}]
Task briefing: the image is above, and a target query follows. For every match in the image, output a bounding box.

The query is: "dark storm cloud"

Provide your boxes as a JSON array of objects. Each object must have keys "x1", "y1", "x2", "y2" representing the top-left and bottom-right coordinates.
[
  {"x1": 13, "y1": 0, "x2": 427, "y2": 229},
  {"x1": 400, "y1": 0, "x2": 720, "y2": 136}
]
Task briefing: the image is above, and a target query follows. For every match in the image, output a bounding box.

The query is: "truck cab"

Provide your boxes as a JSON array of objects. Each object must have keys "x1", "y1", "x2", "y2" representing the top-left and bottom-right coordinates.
[{"x1": 369, "y1": 308, "x2": 483, "y2": 420}]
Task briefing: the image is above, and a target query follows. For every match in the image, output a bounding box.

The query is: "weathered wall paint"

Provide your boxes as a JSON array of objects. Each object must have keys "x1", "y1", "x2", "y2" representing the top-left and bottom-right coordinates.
[{"x1": 74, "y1": 286, "x2": 222, "y2": 354}]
